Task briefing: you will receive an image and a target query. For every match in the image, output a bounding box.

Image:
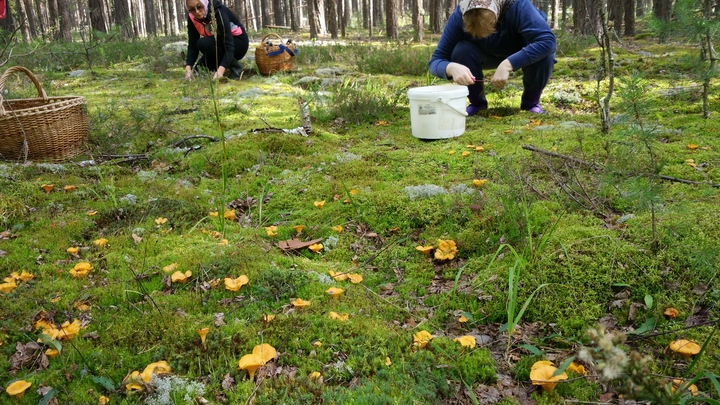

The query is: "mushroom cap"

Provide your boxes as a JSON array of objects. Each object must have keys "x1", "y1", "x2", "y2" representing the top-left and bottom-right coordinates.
[
  {"x1": 291, "y1": 298, "x2": 311, "y2": 308},
  {"x1": 329, "y1": 271, "x2": 348, "y2": 281},
  {"x1": 453, "y1": 335, "x2": 477, "y2": 348},
  {"x1": 171, "y1": 270, "x2": 191, "y2": 283},
  {"x1": 6, "y1": 380, "x2": 32, "y2": 397},
  {"x1": 529, "y1": 362, "x2": 568, "y2": 392},
  {"x1": 252, "y1": 343, "x2": 277, "y2": 364},
  {"x1": 413, "y1": 330, "x2": 434, "y2": 348},
  {"x1": 325, "y1": 287, "x2": 344, "y2": 299},
  {"x1": 434, "y1": 239, "x2": 458, "y2": 261},
  {"x1": 197, "y1": 328, "x2": 210, "y2": 343},
  {"x1": 329, "y1": 311, "x2": 349, "y2": 321},
  {"x1": 238, "y1": 353, "x2": 264, "y2": 380},
  {"x1": 347, "y1": 273, "x2": 363, "y2": 284},
  {"x1": 672, "y1": 379, "x2": 699, "y2": 396},
  {"x1": 140, "y1": 360, "x2": 171, "y2": 382},
  {"x1": 669, "y1": 339, "x2": 701, "y2": 358},
  {"x1": 663, "y1": 307, "x2": 679, "y2": 318},
  {"x1": 308, "y1": 243, "x2": 323, "y2": 253},
  {"x1": 415, "y1": 245, "x2": 434, "y2": 256}
]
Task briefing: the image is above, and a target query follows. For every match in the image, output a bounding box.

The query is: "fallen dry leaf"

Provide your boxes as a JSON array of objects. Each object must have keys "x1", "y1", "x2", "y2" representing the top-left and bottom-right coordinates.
[{"x1": 277, "y1": 238, "x2": 323, "y2": 252}]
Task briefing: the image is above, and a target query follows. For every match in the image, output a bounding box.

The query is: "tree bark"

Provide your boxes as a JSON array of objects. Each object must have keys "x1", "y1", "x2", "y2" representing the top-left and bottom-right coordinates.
[
  {"x1": 652, "y1": 0, "x2": 672, "y2": 22},
  {"x1": 429, "y1": 0, "x2": 442, "y2": 33},
  {"x1": 260, "y1": 0, "x2": 270, "y2": 26},
  {"x1": 89, "y1": 0, "x2": 109, "y2": 32},
  {"x1": 47, "y1": 0, "x2": 59, "y2": 37},
  {"x1": 326, "y1": 0, "x2": 338, "y2": 38},
  {"x1": 412, "y1": 0, "x2": 423, "y2": 41},
  {"x1": 288, "y1": 0, "x2": 299, "y2": 31},
  {"x1": 57, "y1": 0, "x2": 72, "y2": 40},
  {"x1": 610, "y1": 0, "x2": 622, "y2": 35},
  {"x1": 386, "y1": 0, "x2": 397, "y2": 39},
  {"x1": 309, "y1": 0, "x2": 319, "y2": 38},
  {"x1": 143, "y1": 0, "x2": 156, "y2": 35},
  {"x1": 23, "y1": 0, "x2": 39, "y2": 38},
  {"x1": 34, "y1": 0, "x2": 49, "y2": 39},
  {"x1": 272, "y1": 0, "x2": 283, "y2": 24},
  {"x1": 623, "y1": 0, "x2": 635, "y2": 36},
  {"x1": 114, "y1": 0, "x2": 132, "y2": 38},
  {"x1": 14, "y1": 0, "x2": 32, "y2": 42},
  {"x1": 572, "y1": 0, "x2": 600, "y2": 36}
]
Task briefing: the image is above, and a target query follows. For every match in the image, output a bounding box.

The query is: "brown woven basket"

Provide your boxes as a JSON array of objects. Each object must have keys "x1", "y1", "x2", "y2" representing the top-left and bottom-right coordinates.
[
  {"x1": 0, "y1": 66, "x2": 89, "y2": 162},
  {"x1": 255, "y1": 33, "x2": 297, "y2": 76}
]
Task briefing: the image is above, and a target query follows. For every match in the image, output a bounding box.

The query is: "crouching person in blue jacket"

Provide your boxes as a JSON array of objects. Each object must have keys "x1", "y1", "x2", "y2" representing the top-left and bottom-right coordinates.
[{"x1": 429, "y1": 0, "x2": 556, "y2": 115}]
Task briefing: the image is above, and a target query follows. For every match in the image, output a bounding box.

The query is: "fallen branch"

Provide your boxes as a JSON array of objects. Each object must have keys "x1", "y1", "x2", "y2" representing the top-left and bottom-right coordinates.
[
  {"x1": 171, "y1": 134, "x2": 218, "y2": 148},
  {"x1": 522, "y1": 144, "x2": 720, "y2": 188},
  {"x1": 98, "y1": 153, "x2": 149, "y2": 165}
]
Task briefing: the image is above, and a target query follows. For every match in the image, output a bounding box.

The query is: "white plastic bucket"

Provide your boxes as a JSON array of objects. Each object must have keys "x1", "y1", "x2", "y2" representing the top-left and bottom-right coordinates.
[{"x1": 407, "y1": 84, "x2": 469, "y2": 140}]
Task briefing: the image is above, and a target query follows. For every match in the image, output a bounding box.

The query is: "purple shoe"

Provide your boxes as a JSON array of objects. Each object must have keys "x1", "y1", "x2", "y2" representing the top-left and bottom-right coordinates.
[
  {"x1": 523, "y1": 105, "x2": 546, "y2": 114},
  {"x1": 466, "y1": 104, "x2": 487, "y2": 116}
]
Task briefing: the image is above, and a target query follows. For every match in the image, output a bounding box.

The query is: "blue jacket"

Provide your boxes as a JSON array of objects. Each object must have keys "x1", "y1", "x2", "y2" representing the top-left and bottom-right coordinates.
[{"x1": 429, "y1": 0, "x2": 556, "y2": 79}]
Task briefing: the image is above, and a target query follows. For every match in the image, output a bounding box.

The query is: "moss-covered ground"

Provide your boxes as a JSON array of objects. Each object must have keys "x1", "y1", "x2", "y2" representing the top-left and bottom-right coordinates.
[{"x1": 0, "y1": 27, "x2": 718, "y2": 404}]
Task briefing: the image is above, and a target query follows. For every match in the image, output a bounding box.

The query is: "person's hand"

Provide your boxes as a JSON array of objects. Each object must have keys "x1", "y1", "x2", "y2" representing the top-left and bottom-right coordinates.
[
  {"x1": 491, "y1": 59, "x2": 513, "y2": 89},
  {"x1": 184, "y1": 66, "x2": 193, "y2": 80},
  {"x1": 446, "y1": 62, "x2": 475, "y2": 86},
  {"x1": 213, "y1": 66, "x2": 226, "y2": 80}
]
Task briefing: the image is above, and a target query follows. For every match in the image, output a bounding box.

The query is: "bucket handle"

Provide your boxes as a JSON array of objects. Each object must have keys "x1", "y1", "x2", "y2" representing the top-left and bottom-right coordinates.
[{"x1": 437, "y1": 97, "x2": 468, "y2": 117}]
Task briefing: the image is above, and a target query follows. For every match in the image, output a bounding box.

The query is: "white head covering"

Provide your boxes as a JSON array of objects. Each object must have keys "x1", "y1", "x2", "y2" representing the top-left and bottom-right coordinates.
[
  {"x1": 187, "y1": 0, "x2": 209, "y2": 17},
  {"x1": 459, "y1": 0, "x2": 503, "y2": 17}
]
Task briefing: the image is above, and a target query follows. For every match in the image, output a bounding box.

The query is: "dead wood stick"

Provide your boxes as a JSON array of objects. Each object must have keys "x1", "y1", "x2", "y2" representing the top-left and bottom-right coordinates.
[
  {"x1": 171, "y1": 134, "x2": 218, "y2": 148},
  {"x1": 522, "y1": 144, "x2": 603, "y2": 171},
  {"x1": 522, "y1": 144, "x2": 720, "y2": 188}
]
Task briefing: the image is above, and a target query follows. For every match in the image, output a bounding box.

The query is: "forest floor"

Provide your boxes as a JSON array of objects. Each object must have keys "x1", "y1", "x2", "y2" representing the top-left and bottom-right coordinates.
[{"x1": 1, "y1": 30, "x2": 719, "y2": 404}]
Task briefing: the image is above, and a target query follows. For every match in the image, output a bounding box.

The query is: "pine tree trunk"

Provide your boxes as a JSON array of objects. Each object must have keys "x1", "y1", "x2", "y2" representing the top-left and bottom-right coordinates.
[
  {"x1": 272, "y1": 0, "x2": 282, "y2": 24},
  {"x1": 652, "y1": 0, "x2": 671, "y2": 22},
  {"x1": 89, "y1": 0, "x2": 109, "y2": 32},
  {"x1": 573, "y1": 0, "x2": 600, "y2": 36},
  {"x1": 429, "y1": 0, "x2": 442, "y2": 33},
  {"x1": 309, "y1": 0, "x2": 319, "y2": 38},
  {"x1": 23, "y1": 0, "x2": 39, "y2": 38},
  {"x1": 386, "y1": 0, "x2": 397, "y2": 39},
  {"x1": 35, "y1": 0, "x2": 49, "y2": 39},
  {"x1": 14, "y1": 0, "x2": 32, "y2": 42},
  {"x1": 114, "y1": 0, "x2": 132, "y2": 38},
  {"x1": 610, "y1": 0, "x2": 622, "y2": 35},
  {"x1": 143, "y1": 0, "x2": 156, "y2": 35},
  {"x1": 412, "y1": 0, "x2": 423, "y2": 41},
  {"x1": 47, "y1": 0, "x2": 59, "y2": 36},
  {"x1": 57, "y1": 0, "x2": 72, "y2": 40},
  {"x1": 623, "y1": 0, "x2": 634, "y2": 36},
  {"x1": 326, "y1": 0, "x2": 338, "y2": 37},
  {"x1": 288, "y1": 0, "x2": 299, "y2": 31}
]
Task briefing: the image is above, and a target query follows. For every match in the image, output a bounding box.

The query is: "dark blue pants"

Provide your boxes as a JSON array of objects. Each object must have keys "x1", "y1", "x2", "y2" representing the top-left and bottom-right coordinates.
[{"x1": 450, "y1": 40, "x2": 555, "y2": 109}]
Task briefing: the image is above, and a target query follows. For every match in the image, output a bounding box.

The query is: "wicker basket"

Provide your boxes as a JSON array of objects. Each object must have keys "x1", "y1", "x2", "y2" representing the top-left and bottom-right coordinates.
[
  {"x1": 0, "y1": 66, "x2": 89, "y2": 162},
  {"x1": 255, "y1": 34, "x2": 297, "y2": 76}
]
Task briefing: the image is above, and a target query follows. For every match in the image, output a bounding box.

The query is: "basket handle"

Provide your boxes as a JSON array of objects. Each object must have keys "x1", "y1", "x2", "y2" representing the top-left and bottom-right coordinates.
[
  {"x1": 260, "y1": 33, "x2": 284, "y2": 44},
  {"x1": 0, "y1": 66, "x2": 49, "y2": 117}
]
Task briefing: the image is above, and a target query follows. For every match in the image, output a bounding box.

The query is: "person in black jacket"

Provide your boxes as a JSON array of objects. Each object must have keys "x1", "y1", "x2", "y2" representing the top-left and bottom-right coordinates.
[{"x1": 185, "y1": 0, "x2": 249, "y2": 80}]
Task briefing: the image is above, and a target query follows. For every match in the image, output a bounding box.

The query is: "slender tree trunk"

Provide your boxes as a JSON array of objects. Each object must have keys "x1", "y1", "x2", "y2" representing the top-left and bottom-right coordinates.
[
  {"x1": 429, "y1": 0, "x2": 442, "y2": 33},
  {"x1": 652, "y1": 0, "x2": 671, "y2": 22},
  {"x1": 47, "y1": 0, "x2": 59, "y2": 37},
  {"x1": 260, "y1": 0, "x2": 270, "y2": 26},
  {"x1": 562, "y1": 0, "x2": 568, "y2": 25},
  {"x1": 288, "y1": 0, "x2": 299, "y2": 30},
  {"x1": 386, "y1": 0, "x2": 397, "y2": 38},
  {"x1": 14, "y1": 0, "x2": 32, "y2": 41},
  {"x1": 309, "y1": 0, "x2": 319, "y2": 38},
  {"x1": 550, "y1": 0, "x2": 559, "y2": 28},
  {"x1": 114, "y1": 0, "x2": 132, "y2": 38},
  {"x1": 623, "y1": 0, "x2": 634, "y2": 36},
  {"x1": 610, "y1": 0, "x2": 622, "y2": 35},
  {"x1": 57, "y1": 0, "x2": 72, "y2": 40},
  {"x1": 23, "y1": 0, "x2": 39, "y2": 38},
  {"x1": 35, "y1": 0, "x2": 49, "y2": 39},
  {"x1": 636, "y1": 0, "x2": 644, "y2": 17},
  {"x1": 143, "y1": 0, "x2": 156, "y2": 35},
  {"x1": 326, "y1": 0, "x2": 338, "y2": 37},
  {"x1": 89, "y1": 0, "x2": 108, "y2": 32},
  {"x1": 272, "y1": 0, "x2": 282, "y2": 24},
  {"x1": 367, "y1": 0, "x2": 374, "y2": 36},
  {"x1": 412, "y1": 0, "x2": 423, "y2": 41},
  {"x1": 373, "y1": 0, "x2": 382, "y2": 28},
  {"x1": 573, "y1": 0, "x2": 600, "y2": 35}
]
